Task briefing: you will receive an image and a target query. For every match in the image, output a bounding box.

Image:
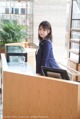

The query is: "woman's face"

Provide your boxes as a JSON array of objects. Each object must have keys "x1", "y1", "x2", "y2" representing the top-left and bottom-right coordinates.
[{"x1": 38, "y1": 26, "x2": 50, "y2": 39}]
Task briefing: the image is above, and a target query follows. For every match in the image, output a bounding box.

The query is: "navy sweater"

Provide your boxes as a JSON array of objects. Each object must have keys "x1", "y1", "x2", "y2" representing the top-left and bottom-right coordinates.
[{"x1": 36, "y1": 39, "x2": 60, "y2": 74}]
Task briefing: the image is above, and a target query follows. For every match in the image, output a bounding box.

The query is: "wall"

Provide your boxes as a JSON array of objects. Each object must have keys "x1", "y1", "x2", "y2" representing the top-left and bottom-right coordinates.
[{"x1": 33, "y1": 0, "x2": 67, "y2": 60}]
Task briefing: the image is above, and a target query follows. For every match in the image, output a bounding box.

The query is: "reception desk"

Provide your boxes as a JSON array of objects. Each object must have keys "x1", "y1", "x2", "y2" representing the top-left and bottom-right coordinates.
[{"x1": 1, "y1": 54, "x2": 80, "y2": 119}]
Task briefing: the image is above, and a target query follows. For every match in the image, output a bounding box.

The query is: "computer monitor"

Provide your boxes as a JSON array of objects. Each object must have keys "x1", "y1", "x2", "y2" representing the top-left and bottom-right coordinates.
[{"x1": 41, "y1": 66, "x2": 70, "y2": 80}]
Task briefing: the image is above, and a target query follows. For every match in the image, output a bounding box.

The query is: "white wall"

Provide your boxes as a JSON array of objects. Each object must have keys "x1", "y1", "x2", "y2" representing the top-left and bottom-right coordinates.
[{"x1": 33, "y1": 0, "x2": 67, "y2": 60}]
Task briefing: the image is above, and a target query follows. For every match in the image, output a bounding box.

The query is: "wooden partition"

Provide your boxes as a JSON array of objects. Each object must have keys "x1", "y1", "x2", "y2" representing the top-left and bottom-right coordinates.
[
  {"x1": 3, "y1": 71, "x2": 80, "y2": 119},
  {"x1": 5, "y1": 42, "x2": 29, "y2": 49}
]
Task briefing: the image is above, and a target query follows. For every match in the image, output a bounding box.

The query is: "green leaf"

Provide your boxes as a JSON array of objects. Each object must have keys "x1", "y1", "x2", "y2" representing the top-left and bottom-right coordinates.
[{"x1": 0, "y1": 20, "x2": 27, "y2": 46}]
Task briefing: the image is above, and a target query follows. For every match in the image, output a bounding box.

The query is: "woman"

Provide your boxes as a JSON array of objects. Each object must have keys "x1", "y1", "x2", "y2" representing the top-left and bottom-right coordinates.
[{"x1": 36, "y1": 21, "x2": 60, "y2": 75}]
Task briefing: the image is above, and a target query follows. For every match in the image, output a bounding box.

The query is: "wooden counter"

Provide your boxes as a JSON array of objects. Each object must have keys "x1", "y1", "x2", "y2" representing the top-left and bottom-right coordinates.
[{"x1": 1, "y1": 54, "x2": 80, "y2": 119}]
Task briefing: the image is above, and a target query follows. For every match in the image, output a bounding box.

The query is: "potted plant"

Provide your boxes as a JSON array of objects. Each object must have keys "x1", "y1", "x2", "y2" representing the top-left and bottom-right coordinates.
[{"x1": 0, "y1": 20, "x2": 27, "y2": 53}]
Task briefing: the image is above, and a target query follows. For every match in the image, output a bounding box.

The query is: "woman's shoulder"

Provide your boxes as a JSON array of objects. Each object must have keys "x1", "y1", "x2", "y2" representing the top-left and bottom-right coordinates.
[
  {"x1": 42, "y1": 39, "x2": 52, "y2": 50},
  {"x1": 40, "y1": 39, "x2": 52, "y2": 47},
  {"x1": 44, "y1": 39, "x2": 52, "y2": 45}
]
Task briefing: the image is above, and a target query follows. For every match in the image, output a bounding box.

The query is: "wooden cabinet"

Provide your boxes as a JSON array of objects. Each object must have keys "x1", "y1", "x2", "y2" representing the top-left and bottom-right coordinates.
[
  {"x1": 25, "y1": 48, "x2": 36, "y2": 71},
  {"x1": 67, "y1": 59, "x2": 80, "y2": 81},
  {"x1": 67, "y1": 0, "x2": 80, "y2": 81},
  {"x1": 69, "y1": 39, "x2": 80, "y2": 63}
]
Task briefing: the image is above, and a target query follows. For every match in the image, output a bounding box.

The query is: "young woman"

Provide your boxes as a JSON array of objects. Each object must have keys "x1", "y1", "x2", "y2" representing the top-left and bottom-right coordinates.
[{"x1": 36, "y1": 21, "x2": 60, "y2": 75}]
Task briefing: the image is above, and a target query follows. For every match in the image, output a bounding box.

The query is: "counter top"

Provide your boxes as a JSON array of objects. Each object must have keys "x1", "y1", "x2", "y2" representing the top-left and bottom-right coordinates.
[{"x1": 1, "y1": 53, "x2": 36, "y2": 76}]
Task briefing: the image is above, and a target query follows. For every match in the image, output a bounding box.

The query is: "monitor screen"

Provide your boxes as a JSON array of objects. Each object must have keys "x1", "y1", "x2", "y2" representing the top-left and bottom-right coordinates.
[{"x1": 41, "y1": 66, "x2": 70, "y2": 80}]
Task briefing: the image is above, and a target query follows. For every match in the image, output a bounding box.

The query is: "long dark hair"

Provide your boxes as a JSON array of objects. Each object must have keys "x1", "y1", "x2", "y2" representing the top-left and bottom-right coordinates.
[{"x1": 38, "y1": 21, "x2": 53, "y2": 42}]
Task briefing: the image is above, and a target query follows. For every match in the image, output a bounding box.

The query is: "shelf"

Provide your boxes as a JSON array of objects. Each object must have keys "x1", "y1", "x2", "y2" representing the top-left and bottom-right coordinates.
[
  {"x1": 70, "y1": 28, "x2": 80, "y2": 32},
  {"x1": 70, "y1": 39, "x2": 80, "y2": 43},
  {"x1": 68, "y1": 0, "x2": 80, "y2": 80},
  {"x1": 72, "y1": 19, "x2": 80, "y2": 20},
  {"x1": 68, "y1": 58, "x2": 79, "y2": 64},
  {"x1": 69, "y1": 49, "x2": 80, "y2": 55}
]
